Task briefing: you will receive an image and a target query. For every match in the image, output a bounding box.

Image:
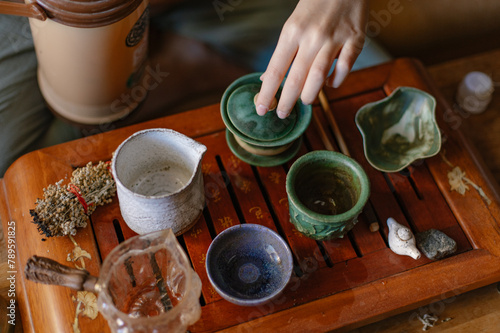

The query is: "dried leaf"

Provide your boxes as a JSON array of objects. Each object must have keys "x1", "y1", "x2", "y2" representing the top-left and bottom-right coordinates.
[{"x1": 448, "y1": 166, "x2": 469, "y2": 195}]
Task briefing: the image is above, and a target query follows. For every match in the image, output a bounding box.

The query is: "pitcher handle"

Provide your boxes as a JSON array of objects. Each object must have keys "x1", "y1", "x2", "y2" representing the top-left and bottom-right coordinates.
[
  {"x1": 0, "y1": 1, "x2": 46, "y2": 20},
  {"x1": 25, "y1": 256, "x2": 99, "y2": 293}
]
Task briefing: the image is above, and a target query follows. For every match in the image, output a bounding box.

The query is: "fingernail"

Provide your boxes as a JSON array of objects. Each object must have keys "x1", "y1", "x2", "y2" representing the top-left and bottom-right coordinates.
[
  {"x1": 277, "y1": 110, "x2": 288, "y2": 119},
  {"x1": 332, "y1": 65, "x2": 349, "y2": 88},
  {"x1": 257, "y1": 104, "x2": 268, "y2": 116}
]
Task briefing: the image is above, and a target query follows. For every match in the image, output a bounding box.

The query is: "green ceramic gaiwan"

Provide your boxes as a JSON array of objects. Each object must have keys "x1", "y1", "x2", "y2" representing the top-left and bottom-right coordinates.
[
  {"x1": 221, "y1": 73, "x2": 312, "y2": 167},
  {"x1": 286, "y1": 151, "x2": 370, "y2": 240}
]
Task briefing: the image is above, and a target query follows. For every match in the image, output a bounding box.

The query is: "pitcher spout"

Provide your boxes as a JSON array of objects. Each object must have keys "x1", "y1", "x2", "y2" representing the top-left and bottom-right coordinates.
[{"x1": 193, "y1": 141, "x2": 207, "y2": 161}]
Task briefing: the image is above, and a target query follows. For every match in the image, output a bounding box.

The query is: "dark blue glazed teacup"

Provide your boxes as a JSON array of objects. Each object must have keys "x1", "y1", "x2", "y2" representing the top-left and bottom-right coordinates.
[
  {"x1": 286, "y1": 151, "x2": 370, "y2": 240},
  {"x1": 205, "y1": 224, "x2": 293, "y2": 306}
]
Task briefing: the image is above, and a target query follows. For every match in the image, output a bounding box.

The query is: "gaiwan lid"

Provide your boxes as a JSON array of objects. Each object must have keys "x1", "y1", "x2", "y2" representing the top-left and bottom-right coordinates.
[{"x1": 226, "y1": 83, "x2": 297, "y2": 142}]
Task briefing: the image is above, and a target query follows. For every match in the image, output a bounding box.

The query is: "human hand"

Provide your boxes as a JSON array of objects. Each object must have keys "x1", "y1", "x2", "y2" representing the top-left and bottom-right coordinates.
[{"x1": 256, "y1": 0, "x2": 368, "y2": 118}]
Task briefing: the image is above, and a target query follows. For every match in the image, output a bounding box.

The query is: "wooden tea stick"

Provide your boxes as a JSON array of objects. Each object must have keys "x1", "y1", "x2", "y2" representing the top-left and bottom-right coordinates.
[
  {"x1": 318, "y1": 90, "x2": 351, "y2": 157},
  {"x1": 317, "y1": 89, "x2": 380, "y2": 232}
]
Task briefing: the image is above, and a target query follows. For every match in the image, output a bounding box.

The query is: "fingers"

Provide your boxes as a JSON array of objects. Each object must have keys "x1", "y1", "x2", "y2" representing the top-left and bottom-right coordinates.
[
  {"x1": 275, "y1": 45, "x2": 322, "y2": 118},
  {"x1": 260, "y1": 37, "x2": 362, "y2": 119},
  {"x1": 261, "y1": 27, "x2": 329, "y2": 119},
  {"x1": 300, "y1": 43, "x2": 340, "y2": 105},
  {"x1": 327, "y1": 37, "x2": 364, "y2": 88},
  {"x1": 256, "y1": 36, "x2": 298, "y2": 116},
  {"x1": 257, "y1": 0, "x2": 368, "y2": 119}
]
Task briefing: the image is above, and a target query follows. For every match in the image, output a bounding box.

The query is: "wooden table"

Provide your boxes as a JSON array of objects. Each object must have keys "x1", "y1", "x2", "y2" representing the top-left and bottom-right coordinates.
[{"x1": 1, "y1": 58, "x2": 500, "y2": 332}]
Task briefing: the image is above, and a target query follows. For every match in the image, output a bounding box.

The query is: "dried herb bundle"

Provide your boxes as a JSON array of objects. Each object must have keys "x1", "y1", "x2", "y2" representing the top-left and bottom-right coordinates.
[{"x1": 30, "y1": 161, "x2": 116, "y2": 237}]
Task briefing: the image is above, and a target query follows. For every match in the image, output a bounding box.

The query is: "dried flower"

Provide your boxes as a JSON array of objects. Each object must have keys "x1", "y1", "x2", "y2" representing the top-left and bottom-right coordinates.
[
  {"x1": 30, "y1": 161, "x2": 116, "y2": 237},
  {"x1": 76, "y1": 291, "x2": 98, "y2": 320},
  {"x1": 72, "y1": 291, "x2": 98, "y2": 333},
  {"x1": 67, "y1": 235, "x2": 92, "y2": 270}
]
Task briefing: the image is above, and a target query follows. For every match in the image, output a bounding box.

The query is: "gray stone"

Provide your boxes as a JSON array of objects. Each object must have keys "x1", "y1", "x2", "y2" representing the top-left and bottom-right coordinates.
[{"x1": 416, "y1": 229, "x2": 457, "y2": 260}]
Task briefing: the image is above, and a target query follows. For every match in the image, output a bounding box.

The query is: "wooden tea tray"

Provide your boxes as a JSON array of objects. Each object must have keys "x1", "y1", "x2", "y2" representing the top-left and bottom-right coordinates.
[{"x1": 1, "y1": 58, "x2": 500, "y2": 332}]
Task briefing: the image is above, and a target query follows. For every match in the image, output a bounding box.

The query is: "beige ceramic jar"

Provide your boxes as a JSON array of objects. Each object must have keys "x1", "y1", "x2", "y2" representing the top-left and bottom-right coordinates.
[{"x1": 26, "y1": 0, "x2": 149, "y2": 124}]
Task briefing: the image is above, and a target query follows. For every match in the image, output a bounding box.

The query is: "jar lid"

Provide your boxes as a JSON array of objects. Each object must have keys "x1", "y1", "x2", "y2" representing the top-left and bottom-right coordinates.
[
  {"x1": 33, "y1": 0, "x2": 144, "y2": 27},
  {"x1": 226, "y1": 83, "x2": 297, "y2": 142}
]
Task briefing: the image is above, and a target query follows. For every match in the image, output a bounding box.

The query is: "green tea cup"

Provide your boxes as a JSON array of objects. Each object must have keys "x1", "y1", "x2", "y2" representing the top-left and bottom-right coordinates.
[{"x1": 286, "y1": 151, "x2": 370, "y2": 240}]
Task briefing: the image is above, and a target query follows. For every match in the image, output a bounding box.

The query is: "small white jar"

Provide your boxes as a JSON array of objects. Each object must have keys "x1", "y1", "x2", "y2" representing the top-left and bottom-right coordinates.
[{"x1": 456, "y1": 71, "x2": 494, "y2": 114}]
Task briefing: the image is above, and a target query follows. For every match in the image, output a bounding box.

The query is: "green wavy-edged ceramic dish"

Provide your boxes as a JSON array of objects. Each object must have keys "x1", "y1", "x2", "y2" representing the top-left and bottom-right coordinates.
[{"x1": 355, "y1": 86, "x2": 441, "y2": 173}]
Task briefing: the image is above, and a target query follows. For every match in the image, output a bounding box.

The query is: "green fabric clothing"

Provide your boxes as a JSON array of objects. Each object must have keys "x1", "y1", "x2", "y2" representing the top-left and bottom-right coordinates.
[{"x1": 0, "y1": 15, "x2": 81, "y2": 177}]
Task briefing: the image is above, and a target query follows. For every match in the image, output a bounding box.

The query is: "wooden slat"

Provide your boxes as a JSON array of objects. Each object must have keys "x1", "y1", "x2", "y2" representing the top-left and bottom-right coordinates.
[
  {"x1": 386, "y1": 165, "x2": 465, "y2": 234},
  {"x1": 305, "y1": 106, "x2": 340, "y2": 152},
  {"x1": 349, "y1": 213, "x2": 387, "y2": 256},
  {"x1": 198, "y1": 133, "x2": 241, "y2": 234},
  {"x1": 90, "y1": 202, "x2": 121, "y2": 260},
  {"x1": 92, "y1": 199, "x2": 138, "y2": 257},
  {"x1": 217, "y1": 142, "x2": 277, "y2": 231},
  {"x1": 116, "y1": 213, "x2": 137, "y2": 241},
  {"x1": 321, "y1": 237, "x2": 359, "y2": 264},
  {"x1": 182, "y1": 214, "x2": 222, "y2": 304}
]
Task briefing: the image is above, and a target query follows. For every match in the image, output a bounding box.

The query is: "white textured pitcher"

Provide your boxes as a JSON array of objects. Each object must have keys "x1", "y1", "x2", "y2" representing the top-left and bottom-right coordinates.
[{"x1": 111, "y1": 128, "x2": 207, "y2": 235}]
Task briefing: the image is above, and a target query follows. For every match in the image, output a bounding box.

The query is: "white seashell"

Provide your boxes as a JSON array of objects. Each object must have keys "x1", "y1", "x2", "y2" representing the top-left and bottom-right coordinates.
[{"x1": 387, "y1": 217, "x2": 421, "y2": 260}]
